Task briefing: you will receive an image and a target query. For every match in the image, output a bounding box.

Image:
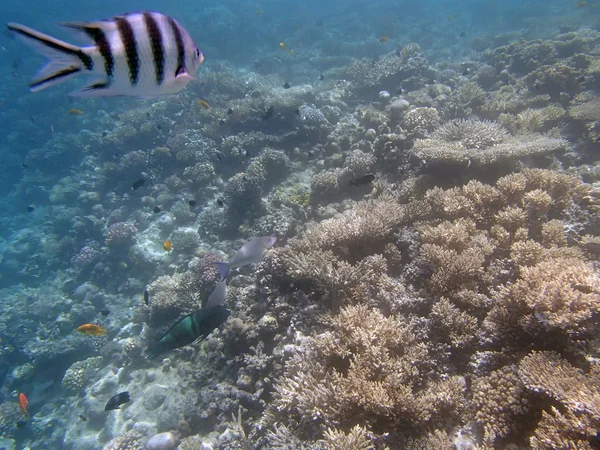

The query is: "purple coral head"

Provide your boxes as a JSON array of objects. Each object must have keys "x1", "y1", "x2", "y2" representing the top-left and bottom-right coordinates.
[
  {"x1": 71, "y1": 245, "x2": 99, "y2": 267},
  {"x1": 105, "y1": 222, "x2": 138, "y2": 247}
]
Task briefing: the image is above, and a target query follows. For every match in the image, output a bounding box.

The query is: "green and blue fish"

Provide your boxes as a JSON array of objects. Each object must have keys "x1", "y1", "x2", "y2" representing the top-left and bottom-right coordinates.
[{"x1": 144, "y1": 305, "x2": 230, "y2": 359}]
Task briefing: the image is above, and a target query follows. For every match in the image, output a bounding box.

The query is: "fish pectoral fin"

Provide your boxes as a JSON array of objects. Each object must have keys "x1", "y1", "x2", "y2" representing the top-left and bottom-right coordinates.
[
  {"x1": 175, "y1": 65, "x2": 195, "y2": 82},
  {"x1": 193, "y1": 336, "x2": 207, "y2": 345},
  {"x1": 71, "y1": 80, "x2": 116, "y2": 98}
]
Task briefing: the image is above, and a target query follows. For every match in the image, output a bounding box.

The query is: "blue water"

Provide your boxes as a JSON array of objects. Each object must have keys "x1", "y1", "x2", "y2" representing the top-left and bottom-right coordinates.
[{"x1": 0, "y1": 0, "x2": 599, "y2": 448}]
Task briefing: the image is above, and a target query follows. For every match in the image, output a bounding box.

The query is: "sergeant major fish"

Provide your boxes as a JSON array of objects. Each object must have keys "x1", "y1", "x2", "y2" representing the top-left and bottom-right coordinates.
[
  {"x1": 213, "y1": 236, "x2": 277, "y2": 281},
  {"x1": 7, "y1": 11, "x2": 204, "y2": 97},
  {"x1": 143, "y1": 305, "x2": 230, "y2": 359}
]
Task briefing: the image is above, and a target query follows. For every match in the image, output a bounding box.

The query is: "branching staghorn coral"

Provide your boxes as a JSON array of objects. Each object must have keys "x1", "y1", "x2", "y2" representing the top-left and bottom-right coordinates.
[
  {"x1": 518, "y1": 351, "x2": 600, "y2": 449},
  {"x1": 262, "y1": 166, "x2": 600, "y2": 448},
  {"x1": 266, "y1": 304, "x2": 465, "y2": 445},
  {"x1": 294, "y1": 194, "x2": 406, "y2": 256}
]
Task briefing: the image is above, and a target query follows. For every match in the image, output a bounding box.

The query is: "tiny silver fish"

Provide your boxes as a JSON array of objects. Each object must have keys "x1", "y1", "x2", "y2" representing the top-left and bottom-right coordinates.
[
  {"x1": 7, "y1": 11, "x2": 203, "y2": 97},
  {"x1": 213, "y1": 236, "x2": 277, "y2": 280}
]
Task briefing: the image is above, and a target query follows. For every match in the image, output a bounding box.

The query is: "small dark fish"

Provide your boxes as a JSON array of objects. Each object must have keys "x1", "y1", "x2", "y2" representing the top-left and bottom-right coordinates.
[
  {"x1": 254, "y1": 60, "x2": 262, "y2": 69},
  {"x1": 104, "y1": 391, "x2": 130, "y2": 411},
  {"x1": 21, "y1": 162, "x2": 29, "y2": 168},
  {"x1": 78, "y1": 415, "x2": 87, "y2": 421},
  {"x1": 188, "y1": 200, "x2": 196, "y2": 207},
  {"x1": 16, "y1": 420, "x2": 27, "y2": 429},
  {"x1": 227, "y1": 108, "x2": 234, "y2": 115},
  {"x1": 27, "y1": 205, "x2": 35, "y2": 212},
  {"x1": 396, "y1": 87, "x2": 403, "y2": 95},
  {"x1": 153, "y1": 206, "x2": 161, "y2": 213},
  {"x1": 262, "y1": 105, "x2": 274, "y2": 120},
  {"x1": 156, "y1": 124, "x2": 162, "y2": 131},
  {"x1": 319, "y1": 73, "x2": 324, "y2": 81},
  {"x1": 294, "y1": 109, "x2": 300, "y2": 115},
  {"x1": 146, "y1": 112, "x2": 151, "y2": 118},
  {"x1": 578, "y1": 75, "x2": 586, "y2": 83},
  {"x1": 283, "y1": 82, "x2": 291, "y2": 89},
  {"x1": 101, "y1": 131, "x2": 108, "y2": 137},
  {"x1": 458, "y1": 31, "x2": 466, "y2": 38},
  {"x1": 113, "y1": 152, "x2": 119, "y2": 158},
  {"x1": 131, "y1": 179, "x2": 146, "y2": 191},
  {"x1": 30, "y1": 115, "x2": 36, "y2": 123},
  {"x1": 349, "y1": 173, "x2": 376, "y2": 187},
  {"x1": 143, "y1": 306, "x2": 230, "y2": 359},
  {"x1": 219, "y1": 119, "x2": 226, "y2": 126},
  {"x1": 462, "y1": 68, "x2": 470, "y2": 76},
  {"x1": 242, "y1": 175, "x2": 247, "y2": 181},
  {"x1": 316, "y1": 20, "x2": 324, "y2": 27},
  {"x1": 144, "y1": 289, "x2": 149, "y2": 306},
  {"x1": 216, "y1": 198, "x2": 225, "y2": 207},
  {"x1": 215, "y1": 152, "x2": 223, "y2": 161},
  {"x1": 101, "y1": 309, "x2": 110, "y2": 317}
]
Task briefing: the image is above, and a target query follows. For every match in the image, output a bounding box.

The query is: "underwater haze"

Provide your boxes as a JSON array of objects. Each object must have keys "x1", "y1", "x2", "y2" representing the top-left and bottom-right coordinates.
[{"x1": 1, "y1": 0, "x2": 600, "y2": 448}]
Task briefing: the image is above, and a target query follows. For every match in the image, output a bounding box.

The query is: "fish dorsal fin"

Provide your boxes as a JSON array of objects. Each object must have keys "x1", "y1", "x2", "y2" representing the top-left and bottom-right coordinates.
[{"x1": 60, "y1": 21, "x2": 105, "y2": 45}]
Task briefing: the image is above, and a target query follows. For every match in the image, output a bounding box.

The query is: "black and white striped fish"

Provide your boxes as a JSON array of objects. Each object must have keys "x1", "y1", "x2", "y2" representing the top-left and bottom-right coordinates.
[{"x1": 6, "y1": 11, "x2": 204, "y2": 97}]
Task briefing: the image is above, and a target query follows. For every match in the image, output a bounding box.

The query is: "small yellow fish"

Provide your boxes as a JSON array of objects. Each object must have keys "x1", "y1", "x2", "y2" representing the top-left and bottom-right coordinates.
[
  {"x1": 575, "y1": 0, "x2": 588, "y2": 7},
  {"x1": 289, "y1": 49, "x2": 294, "y2": 56},
  {"x1": 67, "y1": 108, "x2": 84, "y2": 116},
  {"x1": 379, "y1": 36, "x2": 389, "y2": 43},
  {"x1": 448, "y1": 15, "x2": 456, "y2": 21},
  {"x1": 196, "y1": 99, "x2": 210, "y2": 109},
  {"x1": 279, "y1": 42, "x2": 288, "y2": 50},
  {"x1": 163, "y1": 239, "x2": 173, "y2": 252},
  {"x1": 76, "y1": 324, "x2": 106, "y2": 336}
]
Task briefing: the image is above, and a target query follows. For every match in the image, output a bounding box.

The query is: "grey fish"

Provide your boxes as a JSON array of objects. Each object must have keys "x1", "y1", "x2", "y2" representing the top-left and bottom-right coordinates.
[
  {"x1": 7, "y1": 11, "x2": 203, "y2": 97},
  {"x1": 143, "y1": 305, "x2": 230, "y2": 359},
  {"x1": 205, "y1": 279, "x2": 226, "y2": 308},
  {"x1": 213, "y1": 236, "x2": 277, "y2": 280}
]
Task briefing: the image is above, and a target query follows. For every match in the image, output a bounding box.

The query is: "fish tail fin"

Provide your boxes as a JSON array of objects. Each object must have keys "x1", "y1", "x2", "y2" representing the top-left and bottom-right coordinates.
[
  {"x1": 212, "y1": 262, "x2": 230, "y2": 281},
  {"x1": 143, "y1": 348, "x2": 156, "y2": 359},
  {"x1": 7, "y1": 22, "x2": 88, "y2": 92}
]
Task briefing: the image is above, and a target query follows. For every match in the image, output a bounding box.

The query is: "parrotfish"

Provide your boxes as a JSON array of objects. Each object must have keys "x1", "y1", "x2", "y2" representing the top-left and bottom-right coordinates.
[
  {"x1": 205, "y1": 279, "x2": 226, "y2": 308},
  {"x1": 7, "y1": 11, "x2": 203, "y2": 97},
  {"x1": 213, "y1": 236, "x2": 277, "y2": 280},
  {"x1": 143, "y1": 305, "x2": 230, "y2": 359}
]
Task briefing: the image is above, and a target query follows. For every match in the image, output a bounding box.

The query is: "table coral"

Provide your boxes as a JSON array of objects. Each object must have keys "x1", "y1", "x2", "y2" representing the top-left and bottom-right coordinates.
[{"x1": 412, "y1": 118, "x2": 568, "y2": 169}]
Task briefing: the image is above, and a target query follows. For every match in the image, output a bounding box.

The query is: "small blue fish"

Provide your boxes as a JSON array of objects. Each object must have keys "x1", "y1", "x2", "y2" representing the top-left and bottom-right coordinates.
[{"x1": 213, "y1": 236, "x2": 277, "y2": 280}]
